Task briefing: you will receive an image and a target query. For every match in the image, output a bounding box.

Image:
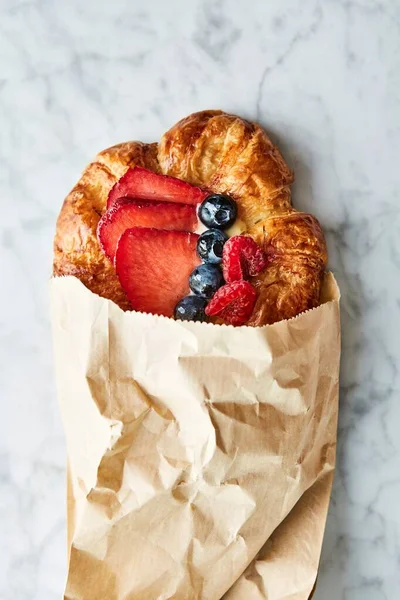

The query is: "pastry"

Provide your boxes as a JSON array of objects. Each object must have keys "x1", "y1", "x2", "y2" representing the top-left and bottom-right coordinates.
[{"x1": 53, "y1": 110, "x2": 327, "y2": 325}]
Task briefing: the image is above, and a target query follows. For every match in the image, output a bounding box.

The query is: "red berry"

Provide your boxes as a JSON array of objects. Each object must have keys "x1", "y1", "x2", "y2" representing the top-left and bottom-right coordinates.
[
  {"x1": 222, "y1": 235, "x2": 268, "y2": 283},
  {"x1": 97, "y1": 200, "x2": 197, "y2": 263},
  {"x1": 115, "y1": 228, "x2": 200, "y2": 317},
  {"x1": 205, "y1": 280, "x2": 257, "y2": 326},
  {"x1": 107, "y1": 166, "x2": 208, "y2": 209}
]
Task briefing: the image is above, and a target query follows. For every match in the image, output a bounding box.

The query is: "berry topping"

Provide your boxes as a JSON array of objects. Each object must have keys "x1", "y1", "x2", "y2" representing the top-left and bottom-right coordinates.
[
  {"x1": 198, "y1": 194, "x2": 237, "y2": 229},
  {"x1": 197, "y1": 229, "x2": 228, "y2": 264},
  {"x1": 97, "y1": 201, "x2": 197, "y2": 263},
  {"x1": 107, "y1": 166, "x2": 208, "y2": 209},
  {"x1": 174, "y1": 296, "x2": 208, "y2": 322},
  {"x1": 115, "y1": 228, "x2": 200, "y2": 317},
  {"x1": 189, "y1": 263, "x2": 224, "y2": 299},
  {"x1": 205, "y1": 280, "x2": 257, "y2": 326},
  {"x1": 222, "y1": 235, "x2": 268, "y2": 283}
]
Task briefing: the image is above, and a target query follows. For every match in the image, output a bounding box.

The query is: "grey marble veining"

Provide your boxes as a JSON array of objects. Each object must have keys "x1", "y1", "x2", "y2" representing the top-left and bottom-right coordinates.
[{"x1": 1, "y1": 0, "x2": 399, "y2": 598}]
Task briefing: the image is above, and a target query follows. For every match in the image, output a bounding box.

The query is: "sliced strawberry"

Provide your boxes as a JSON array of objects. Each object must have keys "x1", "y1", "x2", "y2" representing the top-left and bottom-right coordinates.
[
  {"x1": 205, "y1": 280, "x2": 257, "y2": 326},
  {"x1": 116, "y1": 228, "x2": 200, "y2": 317},
  {"x1": 222, "y1": 235, "x2": 268, "y2": 283},
  {"x1": 97, "y1": 201, "x2": 197, "y2": 263},
  {"x1": 107, "y1": 166, "x2": 208, "y2": 209}
]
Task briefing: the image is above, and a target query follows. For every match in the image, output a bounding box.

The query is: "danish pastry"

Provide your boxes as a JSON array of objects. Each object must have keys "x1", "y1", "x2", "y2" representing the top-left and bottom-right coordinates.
[{"x1": 53, "y1": 110, "x2": 327, "y2": 325}]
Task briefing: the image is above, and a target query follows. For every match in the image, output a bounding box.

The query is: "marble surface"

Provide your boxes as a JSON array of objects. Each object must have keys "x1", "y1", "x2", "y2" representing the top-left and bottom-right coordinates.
[{"x1": 1, "y1": 0, "x2": 399, "y2": 598}]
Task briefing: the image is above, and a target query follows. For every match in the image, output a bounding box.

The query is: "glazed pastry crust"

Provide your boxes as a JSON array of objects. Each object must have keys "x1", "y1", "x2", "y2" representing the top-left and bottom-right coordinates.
[{"x1": 54, "y1": 110, "x2": 327, "y2": 325}]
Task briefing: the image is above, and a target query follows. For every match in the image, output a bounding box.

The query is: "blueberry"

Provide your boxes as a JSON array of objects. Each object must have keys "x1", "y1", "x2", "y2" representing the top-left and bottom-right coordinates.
[
  {"x1": 197, "y1": 229, "x2": 228, "y2": 264},
  {"x1": 174, "y1": 295, "x2": 208, "y2": 322},
  {"x1": 198, "y1": 194, "x2": 237, "y2": 229},
  {"x1": 189, "y1": 264, "x2": 224, "y2": 299}
]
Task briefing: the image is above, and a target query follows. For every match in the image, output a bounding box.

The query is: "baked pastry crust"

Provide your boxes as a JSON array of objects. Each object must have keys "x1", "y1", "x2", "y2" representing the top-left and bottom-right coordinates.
[{"x1": 54, "y1": 110, "x2": 327, "y2": 325}]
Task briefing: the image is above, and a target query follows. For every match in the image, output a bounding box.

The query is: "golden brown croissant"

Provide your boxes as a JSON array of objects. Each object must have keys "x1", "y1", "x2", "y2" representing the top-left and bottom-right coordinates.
[{"x1": 53, "y1": 110, "x2": 327, "y2": 325}]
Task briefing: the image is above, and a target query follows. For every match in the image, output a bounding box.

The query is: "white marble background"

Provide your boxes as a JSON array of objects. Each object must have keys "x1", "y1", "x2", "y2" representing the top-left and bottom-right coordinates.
[{"x1": 1, "y1": 0, "x2": 399, "y2": 598}]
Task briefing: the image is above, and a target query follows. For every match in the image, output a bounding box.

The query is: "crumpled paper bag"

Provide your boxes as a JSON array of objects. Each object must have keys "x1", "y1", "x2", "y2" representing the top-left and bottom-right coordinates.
[{"x1": 50, "y1": 272, "x2": 340, "y2": 600}]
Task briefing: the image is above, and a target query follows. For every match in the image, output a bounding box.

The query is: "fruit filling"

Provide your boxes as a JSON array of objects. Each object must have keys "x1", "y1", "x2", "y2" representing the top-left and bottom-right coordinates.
[
  {"x1": 206, "y1": 281, "x2": 257, "y2": 326},
  {"x1": 107, "y1": 166, "x2": 208, "y2": 209},
  {"x1": 222, "y1": 235, "x2": 268, "y2": 283},
  {"x1": 198, "y1": 193, "x2": 237, "y2": 229},
  {"x1": 115, "y1": 228, "x2": 200, "y2": 317},
  {"x1": 196, "y1": 229, "x2": 228, "y2": 265},
  {"x1": 189, "y1": 264, "x2": 224, "y2": 299},
  {"x1": 97, "y1": 201, "x2": 197, "y2": 262},
  {"x1": 174, "y1": 296, "x2": 208, "y2": 322},
  {"x1": 96, "y1": 167, "x2": 268, "y2": 325}
]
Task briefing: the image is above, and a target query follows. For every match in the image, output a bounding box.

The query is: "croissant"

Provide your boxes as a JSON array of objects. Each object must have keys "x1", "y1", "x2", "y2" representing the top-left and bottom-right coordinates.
[{"x1": 53, "y1": 110, "x2": 327, "y2": 325}]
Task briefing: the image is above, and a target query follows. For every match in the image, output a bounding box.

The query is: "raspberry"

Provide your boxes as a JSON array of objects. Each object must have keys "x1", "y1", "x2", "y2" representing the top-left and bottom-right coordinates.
[
  {"x1": 205, "y1": 280, "x2": 257, "y2": 326},
  {"x1": 222, "y1": 235, "x2": 268, "y2": 283}
]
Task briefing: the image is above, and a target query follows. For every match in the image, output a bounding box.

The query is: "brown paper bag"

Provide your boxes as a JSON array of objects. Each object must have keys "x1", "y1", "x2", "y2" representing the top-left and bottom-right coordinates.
[{"x1": 50, "y1": 272, "x2": 340, "y2": 600}]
